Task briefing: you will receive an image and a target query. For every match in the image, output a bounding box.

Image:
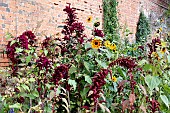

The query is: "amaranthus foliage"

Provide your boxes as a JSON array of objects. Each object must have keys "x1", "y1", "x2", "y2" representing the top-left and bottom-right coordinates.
[{"x1": 0, "y1": 3, "x2": 170, "y2": 113}]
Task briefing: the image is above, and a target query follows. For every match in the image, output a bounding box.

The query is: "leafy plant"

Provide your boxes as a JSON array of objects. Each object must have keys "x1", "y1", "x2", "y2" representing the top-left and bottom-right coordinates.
[
  {"x1": 136, "y1": 12, "x2": 151, "y2": 43},
  {"x1": 103, "y1": 0, "x2": 120, "y2": 42}
]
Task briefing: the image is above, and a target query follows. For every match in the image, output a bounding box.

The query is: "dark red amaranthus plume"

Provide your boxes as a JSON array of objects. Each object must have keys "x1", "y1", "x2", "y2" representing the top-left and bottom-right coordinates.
[
  {"x1": 6, "y1": 31, "x2": 36, "y2": 76},
  {"x1": 109, "y1": 57, "x2": 137, "y2": 72},
  {"x1": 6, "y1": 41, "x2": 18, "y2": 64},
  {"x1": 63, "y1": 3, "x2": 77, "y2": 25},
  {"x1": 147, "y1": 98, "x2": 160, "y2": 113},
  {"x1": 18, "y1": 34, "x2": 29, "y2": 49},
  {"x1": 52, "y1": 64, "x2": 70, "y2": 87},
  {"x1": 61, "y1": 3, "x2": 86, "y2": 44},
  {"x1": 89, "y1": 69, "x2": 111, "y2": 111},
  {"x1": 36, "y1": 56, "x2": 51, "y2": 71},
  {"x1": 93, "y1": 28, "x2": 104, "y2": 38},
  {"x1": 23, "y1": 30, "x2": 36, "y2": 45},
  {"x1": 42, "y1": 37, "x2": 51, "y2": 48},
  {"x1": 147, "y1": 38, "x2": 161, "y2": 59}
]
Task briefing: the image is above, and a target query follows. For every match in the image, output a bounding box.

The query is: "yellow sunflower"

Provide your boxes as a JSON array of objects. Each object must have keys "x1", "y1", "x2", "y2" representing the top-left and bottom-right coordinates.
[
  {"x1": 111, "y1": 76, "x2": 117, "y2": 82},
  {"x1": 159, "y1": 27, "x2": 163, "y2": 32},
  {"x1": 109, "y1": 44, "x2": 116, "y2": 51},
  {"x1": 94, "y1": 21, "x2": 100, "y2": 27},
  {"x1": 87, "y1": 16, "x2": 92, "y2": 23},
  {"x1": 151, "y1": 52, "x2": 160, "y2": 60},
  {"x1": 160, "y1": 19, "x2": 164, "y2": 23},
  {"x1": 104, "y1": 40, "x2": 111, "y2": 48},
  {"x1": 161, "y1": 47, "x2": 166, "y2": 54},
  {"x1": 91, "y1": 38, "x2": 102, "y2": 49},
  {"x1": 133, "y1": 47, "x2": 137, "y2": 51}
]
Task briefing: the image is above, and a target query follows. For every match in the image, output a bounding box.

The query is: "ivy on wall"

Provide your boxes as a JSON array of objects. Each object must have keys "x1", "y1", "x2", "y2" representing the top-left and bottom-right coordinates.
[
  {"x1": 103, "y1": 0, "x2": 119, "y2": 42},
  {"x1": 136, "y1": 12, "x2": 151, "y2": 43}
]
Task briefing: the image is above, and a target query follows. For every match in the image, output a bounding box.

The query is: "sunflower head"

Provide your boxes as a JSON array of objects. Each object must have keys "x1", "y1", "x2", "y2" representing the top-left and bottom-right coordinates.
[
  {"x1": 94, "y1": 21, "x2": 100, "y2": 27},
  {"x1": 159, "y1": 27, "x2": 163, "y2": 32},
  {"x1": 111, "y1": 76, "x2": 117, "y2": 82},
  {"x1": 104, "y1": 40, "x2": 111, "y2": 48},
  {"x1": 109, "y1": 44, "x2": 116, "y2": 51},
  {"x1": 160, "y1": 19, "x2": 164, "y2": 23},
  {"x1": 87, "y1": 16, "x2": 92, "y2": 23},
  {"x1": 91, "y1": 38, "x2": 102, "y2": 49},
  {"x1": 161, "y1": 47, "x2": 166, "y2": 54}
]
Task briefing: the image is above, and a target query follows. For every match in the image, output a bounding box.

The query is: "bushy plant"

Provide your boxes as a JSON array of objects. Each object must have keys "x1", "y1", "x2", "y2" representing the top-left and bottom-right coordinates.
[
  {"x1": 103, "y1": 0, "x2": 120, "y2": 42},
  {"x1": 136, "y1": 12, "x2": 151, "y2": 43}
]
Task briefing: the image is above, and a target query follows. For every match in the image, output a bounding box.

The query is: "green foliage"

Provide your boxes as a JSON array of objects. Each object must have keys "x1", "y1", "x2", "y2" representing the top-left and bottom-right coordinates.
[
  {"x1": 165, "y1": 4, "x2": 170, "y2": 17},
  {"x1": 136, "y1": 12, "x2": 151, "y2": 43},
  {"x1": 103, "y1": 0, "x2": 120, "y2": 42}
]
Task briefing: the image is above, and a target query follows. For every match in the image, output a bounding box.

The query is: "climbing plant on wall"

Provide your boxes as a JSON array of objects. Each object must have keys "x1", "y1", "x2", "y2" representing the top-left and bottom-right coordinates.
[
  {"x1": 103, "y1": 0, "x2": 120, "y2": 42},
  {"x1": 136, "y1": 12, "x2": 151, "y2": 43},
  {"x1": 165, "y1": 4, "x2": 170, "y2": 17}
]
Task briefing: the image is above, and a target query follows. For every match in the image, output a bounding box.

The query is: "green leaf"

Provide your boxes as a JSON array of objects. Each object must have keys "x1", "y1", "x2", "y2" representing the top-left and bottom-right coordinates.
[
  {"x1": 10, "y1": 40, "x2": 16, "y2": 46},
  {"x1": 84, "y1": 61, "x2": 90, "y2": 71},
  {"x1": 163, "y1": 85, "x2": 170, "y2": 94},
  {"x1": 95, "y1": 59, "x2": 107, "y2": 69},
  {"x1": 145, "y1": 75, "x2": 160, "y2": 91},
  {"x1": 21, "y1": 84, "x2": 30, "y2": 92},
  {"x1": 15, "y1": 48, "x2": 24, "y2": 53},
  {"x1": 80, "y1": 87, "x2": 89, "y2": 99},
  {"x1": 44, "y1": 49, "x2": 48, "y2": 56},
  {"x1": 138, "y1": 59, "x2": 148, "y2": 66},
  {"x1": 117, "y1": 67, "x2": 126, "y2": 77},
  {"x1": 46, "y1": 83, "x2": 53, "y2": 89},
  {"x1": 27, "y1": 94, "x2": 36, "y2": 99},
  {"x1": 85, "y1": 75, "x2": 92, "y2": 84},
  {"x1": 9, "y1": 103, "x2": 22, "y2": 109},
  {"x1": 68, "y1": 79, "x2": 77, "y2": 91},
  {"x1": 143, "y1": 64, "x2": 152, "y2": 71},
  {"x1": 84, "y1": 42, "x2": 91, "y2": 49},
  {"x1": 32, "y1": 91, "x2": 39, "y2": 97},
  {"x1": 69, "y1": 65, "x2": 77, "y2": 74},
  {"x1": 167, "y1": 55, "x2": 170, "y2": 63},
  {"x1": 29, "y1": 78, "x2": 36, "y2": 82},
  {"x1": 5, "y1": 32, "x2": 13, "y2": 40},
  {"x1": 160, "y1": 95, "x2": 169, "y2": 109},
  {"x1": 26, "y1": 56, "x2": 32, "y2": 64}
]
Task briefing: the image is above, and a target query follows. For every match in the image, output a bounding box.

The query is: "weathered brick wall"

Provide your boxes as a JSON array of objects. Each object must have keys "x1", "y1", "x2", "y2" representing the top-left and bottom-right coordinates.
[
  {"x1": 0, "y1": 0, "x2": 103, "y2": 67},
  {"x1": 117, "y1": 0, "x2": 169, "y2": 42}
]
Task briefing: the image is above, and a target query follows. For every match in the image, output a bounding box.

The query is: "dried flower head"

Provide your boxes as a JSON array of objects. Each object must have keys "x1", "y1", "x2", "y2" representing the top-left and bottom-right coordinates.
[{"x1": 87, "y1": 16, "x2": 92, "y2": 23}]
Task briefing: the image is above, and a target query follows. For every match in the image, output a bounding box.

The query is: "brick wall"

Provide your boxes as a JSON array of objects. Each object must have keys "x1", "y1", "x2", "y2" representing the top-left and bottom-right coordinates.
[
  {"x1": 117, "y1": 0, "x2": 169, "y2": 42},
  {"x1": 0, "y1": 0, "x2": 103, "y2": 67}
]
